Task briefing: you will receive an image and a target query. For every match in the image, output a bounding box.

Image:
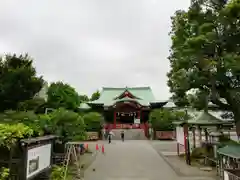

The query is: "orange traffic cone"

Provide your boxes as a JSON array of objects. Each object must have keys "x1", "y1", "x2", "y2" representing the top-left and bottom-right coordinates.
[
  {"x1": 101, "y1": 144, "x2": 105, "y2": 154},
  {"x1": 96, "y1": 144, "x2": 99, "y2": 150},
  {"x1": 85, "y1": 143, "x2": 88, "y2": 150}
]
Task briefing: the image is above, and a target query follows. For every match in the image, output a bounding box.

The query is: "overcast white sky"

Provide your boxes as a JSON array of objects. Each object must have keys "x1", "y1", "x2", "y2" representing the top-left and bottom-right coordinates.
[{"x1": 0, "y1": 0, "x2": 190, "y2": 100}]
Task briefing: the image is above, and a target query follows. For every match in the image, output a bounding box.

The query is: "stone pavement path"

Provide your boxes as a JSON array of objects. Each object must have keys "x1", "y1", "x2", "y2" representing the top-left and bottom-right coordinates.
[{"x1": 84, "y1": 140, "x2": 212, "y2": 180}]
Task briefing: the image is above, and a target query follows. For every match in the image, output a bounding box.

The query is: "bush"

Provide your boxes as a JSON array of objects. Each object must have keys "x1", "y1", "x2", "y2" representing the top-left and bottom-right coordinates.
[
  {"x1": 83, "y1": 112, "x2": 103, "y2": 132},
  {"x1": 0, "y1": 110, "x2": 44, "y2": 136},
  {"x1": 0, "y1": 108, "x2": 87, "y2": 143},
  {"x1": 50, "y1": 165, "x2": 64, "y2": 180},
  {"x1": 149, "y1": 109, "x2": 189, "y2": 131},
  {"x1": 17, "y1": 97, "x2": 46, "y2": 113},
  {"x1": 0, "y1": 167, "x2": 9, "y2": 180},
  {"x1": 149, "y1": 109, "x2": 174, "y2": 131},
  {"x1": 191, "y1": 147, "x2": 208, "y2": 159},
  {"x1": 49, "y1": 108, "x2": 86, "y2": 142},
  {"x1": 0, "y1": 123, "x2": 34, "y2": 149}
]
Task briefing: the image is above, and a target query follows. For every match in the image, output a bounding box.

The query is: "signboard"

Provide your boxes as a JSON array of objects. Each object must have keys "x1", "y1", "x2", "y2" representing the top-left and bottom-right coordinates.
[
  {"x1": 86, "y1": 132, "x2": 99, "y2": 140},
  {"x1": 134, "y1": 118, "x2": 140, "y2": 124},
  {"x1": 26, "y1": 143, "x2": 52, "y2": 179},
  {"x1": 176, "y1": 126, "x2": 184, "y2": 145}
]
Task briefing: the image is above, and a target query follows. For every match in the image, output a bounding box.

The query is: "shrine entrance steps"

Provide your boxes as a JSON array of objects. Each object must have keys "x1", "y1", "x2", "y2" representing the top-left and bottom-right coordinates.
[{"x1": 111, "y1": 129, "x2": 147, "y2": 140}]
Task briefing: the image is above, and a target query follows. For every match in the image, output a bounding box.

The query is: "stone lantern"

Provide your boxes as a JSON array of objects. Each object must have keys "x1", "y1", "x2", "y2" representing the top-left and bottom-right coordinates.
[
  {"x1": 209, "y1": 131, "x2": 222, "y2": 143},
  {"x1": 209, "y1": 131, "x2": 223, "y2": 158}
]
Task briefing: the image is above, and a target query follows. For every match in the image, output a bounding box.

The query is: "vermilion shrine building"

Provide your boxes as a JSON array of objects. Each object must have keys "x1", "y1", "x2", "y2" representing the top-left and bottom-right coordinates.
[{"x1": 89, "y1": 87, "x2": 167, "y2": 130}]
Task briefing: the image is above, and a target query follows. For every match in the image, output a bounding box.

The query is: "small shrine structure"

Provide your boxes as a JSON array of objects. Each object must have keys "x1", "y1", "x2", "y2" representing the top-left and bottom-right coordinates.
[{"x1": 174, "y1": 110, "x2": 233, "y2": 158}]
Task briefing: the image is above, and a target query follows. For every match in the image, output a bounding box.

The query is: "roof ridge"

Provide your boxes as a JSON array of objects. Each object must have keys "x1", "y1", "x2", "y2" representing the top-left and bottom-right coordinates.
[
  {"x1": 102, "y1": 86, "x2": 151, "y2": 90},
  {"x1": 195, "y1": 110, "x2": 222, "y2": 121}
]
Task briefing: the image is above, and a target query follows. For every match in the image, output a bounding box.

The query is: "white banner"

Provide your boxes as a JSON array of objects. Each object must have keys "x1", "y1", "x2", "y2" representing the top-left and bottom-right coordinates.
[
  {"x1": 176, "y1": 126, "x2": 184, "y2": 145},
  {"x1": 134, "y1": 118, "x2": 140, "y2": 124},
  {"x1": 26, "y1": 143, "x2": 52, "y2": 179}
]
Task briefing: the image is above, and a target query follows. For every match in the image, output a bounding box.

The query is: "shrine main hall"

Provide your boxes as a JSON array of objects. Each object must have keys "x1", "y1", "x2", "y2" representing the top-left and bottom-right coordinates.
[{"x1": 88, "y1": 87, "x2": 169, "y2": 129}]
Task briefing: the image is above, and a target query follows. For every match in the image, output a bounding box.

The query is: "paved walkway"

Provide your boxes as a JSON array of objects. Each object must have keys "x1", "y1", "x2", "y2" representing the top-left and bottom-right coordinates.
[
  {"x1": 84, "y1": 140, "x2": 183, "y2": 180},
  {"x1": 150, "y1": 141, "x2": 216, "y2": 179}
]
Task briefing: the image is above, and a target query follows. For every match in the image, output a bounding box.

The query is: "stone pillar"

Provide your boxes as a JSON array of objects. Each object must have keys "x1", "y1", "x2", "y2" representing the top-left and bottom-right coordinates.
[
  {"x1": 196, "y1": 126, "x2": 202, "y2": 147},
  {"x1": 205, "y1": 129, "x2": 208, "y2": 142},
  {"x1": 210, "y1": 131, "x2": 222, "y2": 159}
]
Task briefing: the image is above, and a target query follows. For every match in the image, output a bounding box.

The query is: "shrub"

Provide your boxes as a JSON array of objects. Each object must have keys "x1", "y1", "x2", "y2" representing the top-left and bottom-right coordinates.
[
  {"x1": 0, "y1": 110, "x2": 44, "y2": 136},
  {"x1": 191, "y1": 147, "x2": 208, "y2": 159},
  {"x1": 149, "y1": 109, "x2": 189, "y2": 131},
  {"x1": 17, "y1": 97, "x2": 46, "y2": 112},
  {"x1": 83, "y1": 112, "x2": 103, "y2": 132},
  {"x1": 0, "y1": 167, "x2": 9, "y2": 180},
  {"x1": 50, "y1": 165, "x2": 64, "y2": 180},
  {"x1": 0, "y1": 123, "x2": 34, "y2": 149},
  {"x1": 49, "y1": 108, "x2": 86, "y2": 141}
]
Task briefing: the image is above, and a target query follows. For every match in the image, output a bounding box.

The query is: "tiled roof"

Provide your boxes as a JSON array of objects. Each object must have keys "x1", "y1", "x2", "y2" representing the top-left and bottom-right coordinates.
[
  {"x1": 162, "y1": 101, "x2": 176, "y2": 108},
  {"x1": 174, "y1": 110, "x2": 233, "y2": 125},
  {"x1": 79, "y1": 103, "x2": 91, "y2": 109},
  {"x1": 187, "y1": 111, "x2": 228, "y2": 125},
  {"x1": 90, "y1": 87, "x2": 158, "y2": 106},
  {"x1": 218, "y1": 145, "x2": 240, "y2": 159}
]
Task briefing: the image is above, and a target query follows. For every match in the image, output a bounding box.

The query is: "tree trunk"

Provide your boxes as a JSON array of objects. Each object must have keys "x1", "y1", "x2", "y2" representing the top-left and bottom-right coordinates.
[{"x1": 227, "y1": 90, "x2": 240, "y2": 137}]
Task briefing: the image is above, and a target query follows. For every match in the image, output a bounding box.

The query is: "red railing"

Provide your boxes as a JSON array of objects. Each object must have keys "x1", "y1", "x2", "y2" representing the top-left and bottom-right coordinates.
[
  {"x1": 104, "y1": 123, "x2": 149, "y2": 137},
  {"x1": 104, "y1": 123, "x2": 148, "y2": 129},
  {"x1": 155, "y1": 131, "x2": 176, "y2": 140}
]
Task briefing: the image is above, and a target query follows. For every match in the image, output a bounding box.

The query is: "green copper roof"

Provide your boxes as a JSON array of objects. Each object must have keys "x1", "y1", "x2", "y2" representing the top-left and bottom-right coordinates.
[
  {"x1": 187, "y1": 111, "x2": 225, "y2": 125},
  {"x1": 79, "y1": 103, "x2": 91, "y2": 110},
  {"x1": 90, "y1": 87, "x2": 156, "y2": 106},
  {"x1": 218, "y1": 145, "x2": 240, "y2": 159},
  {"x1": 114, "y1": 97, "x2": 140, "y2": 103}
]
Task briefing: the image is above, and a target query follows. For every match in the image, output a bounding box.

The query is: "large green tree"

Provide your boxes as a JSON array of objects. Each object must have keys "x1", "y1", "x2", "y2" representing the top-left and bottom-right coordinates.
[
  {"x1": 168, "y1": 0, "x2": 240, "y2": 134},
  {"x1": 0, "y1": 54, "x2": 44, "y2": 112},
  {"x1": 47, "y1": 82, "x2": 80, "y2": 110}
]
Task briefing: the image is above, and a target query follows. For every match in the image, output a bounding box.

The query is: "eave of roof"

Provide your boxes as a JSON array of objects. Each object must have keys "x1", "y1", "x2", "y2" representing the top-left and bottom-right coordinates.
[
  {"x1": 187, "y1": 111, "x2": 228, "y2": 125},
  {"x1": 91, "y1": 86, "x2": 156, "y2": 106},
  {"x1": 218, "y1": 145, "x2": 240, "y2": 159},
  {"x1": 79, "y1": 102, "x2": 91, "y2": 110}
]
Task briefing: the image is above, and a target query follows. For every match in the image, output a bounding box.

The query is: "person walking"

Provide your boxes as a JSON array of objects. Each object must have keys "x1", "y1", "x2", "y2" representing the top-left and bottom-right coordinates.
[
  {"x1": 103, "y1": 128, "x2": 108, "y2": 140},
  {"x1": 108, "y1": 130, "x2": 114, "y2": 144},
  {"x1": 120, "y1": 130, "x2": 125, "y2": 142}
]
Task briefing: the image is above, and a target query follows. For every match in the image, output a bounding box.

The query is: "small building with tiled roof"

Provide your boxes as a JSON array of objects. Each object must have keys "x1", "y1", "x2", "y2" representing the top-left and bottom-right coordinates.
[{"x1": 88, "y1": 87, "x2": 167, "y2": 128}]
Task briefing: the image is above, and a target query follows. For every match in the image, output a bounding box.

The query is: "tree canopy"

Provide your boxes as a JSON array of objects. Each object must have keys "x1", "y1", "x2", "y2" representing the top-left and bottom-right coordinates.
[
  {"x1": 49, "y1": 108, "x2": 86, "y2": 141},
  {"x1": 0, "y1": 54, "x2": 44, "y2": 112},
  {"x1": 18, "y1": 97, "x2": 46, "y2": 112},
  {"x1": 47, "y1": 82, "x2": 81, "y2": 110},
  {"x1": 90, "y1": 90, "x2": 100, "y2": 101},
  {"x1": 149, "y1": 109, "x2": 189, "y2": 131},
  {"x1": 79, "y1": 95, "x2": 89, "y2": 102},
  {"x1": 167, "y1": 0, "x2": 240, "y2": 134},
  {"x1": 83, "y1": 112, "x2": 103, "y2": 131}
]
